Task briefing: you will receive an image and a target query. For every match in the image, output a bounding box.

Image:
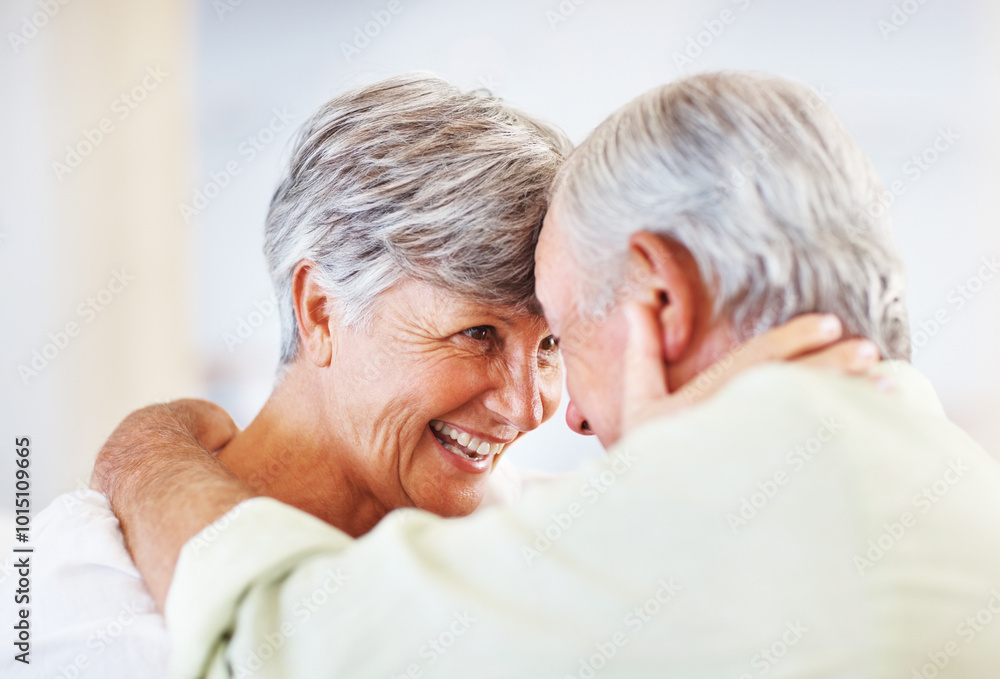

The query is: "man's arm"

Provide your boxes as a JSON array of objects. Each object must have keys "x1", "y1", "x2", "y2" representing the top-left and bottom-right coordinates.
[
  {"x1": 92, "y1": 316, "x2": 879, "y2": 677},
  {"x1": 92, "y1": 400, "x2": 252, "y2": 610},
  {"x1": 93, "y1": 402, "x2": 640, "y2": 678},
  {"x1": 99, "y1": 369, "x2": 921, "y2": 679}
]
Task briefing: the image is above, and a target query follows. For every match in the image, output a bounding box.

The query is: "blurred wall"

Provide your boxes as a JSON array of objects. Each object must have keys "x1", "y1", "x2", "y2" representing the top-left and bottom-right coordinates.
[
  {"x1": 2, "y1": 0, "x2": 998, "y2": 542},
  {"x1": 0, "y1": 1, "x2": 201, "y2": 516}
]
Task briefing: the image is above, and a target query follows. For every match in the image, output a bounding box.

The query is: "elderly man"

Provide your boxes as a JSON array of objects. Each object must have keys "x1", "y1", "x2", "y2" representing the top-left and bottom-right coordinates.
[{"x1": 95, "y1": 72, "x2": 1000, "y2": 678}]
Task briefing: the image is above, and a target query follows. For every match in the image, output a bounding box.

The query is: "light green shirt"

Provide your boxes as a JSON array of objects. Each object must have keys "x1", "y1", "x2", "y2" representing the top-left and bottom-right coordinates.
[{"x1": 166, "y1": 363, "x2": 1000, "y2": 678}]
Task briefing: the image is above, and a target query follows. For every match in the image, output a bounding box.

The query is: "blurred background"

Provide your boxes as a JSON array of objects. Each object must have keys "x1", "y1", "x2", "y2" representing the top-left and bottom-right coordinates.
[{"x1": 2, "y1": 0, "x2": 998, "y2": 554}]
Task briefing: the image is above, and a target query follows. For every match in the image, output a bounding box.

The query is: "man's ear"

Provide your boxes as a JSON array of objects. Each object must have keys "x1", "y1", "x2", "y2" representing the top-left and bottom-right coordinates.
[
  {"x1": 291, "y1": 261, "x2": 335, "y2": 368},
  {"x1": 625, "y1": 231, "x2": 697, "y2": 363}
]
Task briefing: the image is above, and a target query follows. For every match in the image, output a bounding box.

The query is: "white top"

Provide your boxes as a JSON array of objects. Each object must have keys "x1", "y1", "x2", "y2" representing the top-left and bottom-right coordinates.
[
  {"x1": 0, "y1": 456, "x2": 543, "y2": 678},
  {"x1": 0, "y1": 489, "x2": 169, "y2": 678}
]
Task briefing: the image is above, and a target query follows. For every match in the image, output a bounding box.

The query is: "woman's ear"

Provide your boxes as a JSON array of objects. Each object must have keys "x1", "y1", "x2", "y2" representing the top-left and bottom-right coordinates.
[
  {"x1": 291, "y1": 261, "x2": 335, "y2": 368},
  {"x1": 625, "y1": 231, "x2": 697, "y2": 363}
]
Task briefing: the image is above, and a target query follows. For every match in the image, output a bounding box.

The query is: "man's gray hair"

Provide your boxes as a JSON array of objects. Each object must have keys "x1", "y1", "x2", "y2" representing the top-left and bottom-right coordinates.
[
  {"x1": 265, "y1": 73, "x2": 572, "y2": 364},
  {"x1": 554, "y1": 71, "x2": 911, "y2": 360}
]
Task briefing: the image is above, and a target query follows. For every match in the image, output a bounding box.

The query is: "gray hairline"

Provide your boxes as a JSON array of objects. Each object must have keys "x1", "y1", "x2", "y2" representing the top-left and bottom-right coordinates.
[
  {"x1": 264, "y1": 72, "x2": 572, "y2": 366},
  {"x1": 551, "y1": 71, "x2": 911, "y2": 361}
]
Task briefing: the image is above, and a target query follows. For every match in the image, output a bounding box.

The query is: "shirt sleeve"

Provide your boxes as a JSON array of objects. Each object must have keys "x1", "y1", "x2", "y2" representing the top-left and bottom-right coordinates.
[
  {"x1": 165, "y1": 497, "x2": 353, "y2": 678},
  {"x1": 164, "y1": 462, "x2": 636, "y2": 679}
]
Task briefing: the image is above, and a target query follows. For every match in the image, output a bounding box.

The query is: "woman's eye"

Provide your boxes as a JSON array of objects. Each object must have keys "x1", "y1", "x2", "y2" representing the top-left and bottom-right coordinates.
[
  {"x1": 540, "y1": 335, "x2": 559, "y2": 352},
  {"x1": 461, "y1": 326, "x2": 494, "y2": 342}
]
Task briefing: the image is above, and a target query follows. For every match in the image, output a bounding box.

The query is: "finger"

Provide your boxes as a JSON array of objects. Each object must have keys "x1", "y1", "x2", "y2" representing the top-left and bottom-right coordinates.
[
  {"x1": 794, "y1": 339, "x2": 880, "y2": 374},
  {"x1": 621, "y1": 301, "x2": 669, "y2": 431},
  {"x1": 170, "y1": 399, "x2": 239, "y2": 452},
  {"x1": 735, "y1": 313, "x2": 844, "y2": 365}
]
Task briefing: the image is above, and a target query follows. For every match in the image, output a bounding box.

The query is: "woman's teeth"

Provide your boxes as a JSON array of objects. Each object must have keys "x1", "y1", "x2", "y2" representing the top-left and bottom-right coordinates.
[{"x1": 430, "y1": 421, "x2": 504, "y2": 459}]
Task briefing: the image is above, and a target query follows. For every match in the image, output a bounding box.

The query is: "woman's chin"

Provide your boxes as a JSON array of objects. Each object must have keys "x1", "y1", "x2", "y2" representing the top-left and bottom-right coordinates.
[
  {"x1": 405, "y1": 464, "x2": 489, "y2": 517},
  {"x1": 397, "y1": 426, "x2": 497, "y2": 517},
  {"x1": 413, "y1": 484, "x2": 485, "y2": 517}
]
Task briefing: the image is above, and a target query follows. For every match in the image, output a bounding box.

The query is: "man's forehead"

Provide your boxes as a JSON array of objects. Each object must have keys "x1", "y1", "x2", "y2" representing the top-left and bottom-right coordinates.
[{"x1": 535, "y1": 205, "x2": 576, "y2": 335}]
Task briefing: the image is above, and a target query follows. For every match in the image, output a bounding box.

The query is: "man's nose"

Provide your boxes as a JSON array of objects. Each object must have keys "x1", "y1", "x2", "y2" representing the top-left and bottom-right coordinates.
[{"x1": 566, "y1": 399, "x2": 594, "y2": 436}]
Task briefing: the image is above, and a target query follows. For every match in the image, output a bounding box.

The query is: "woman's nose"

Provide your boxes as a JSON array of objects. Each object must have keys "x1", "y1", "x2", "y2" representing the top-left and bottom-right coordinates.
[
  {"x1": 565, "y1": 399, "x2": 594, "y2": 436},
  {"x1": 488, "y1": 361, "x2": 546, "y2": 433}
]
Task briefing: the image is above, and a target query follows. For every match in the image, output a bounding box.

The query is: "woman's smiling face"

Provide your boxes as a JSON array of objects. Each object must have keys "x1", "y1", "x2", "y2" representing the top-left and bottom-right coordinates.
[{"x1": 323, "y1": 277, "x2": 562, "y2": 517}]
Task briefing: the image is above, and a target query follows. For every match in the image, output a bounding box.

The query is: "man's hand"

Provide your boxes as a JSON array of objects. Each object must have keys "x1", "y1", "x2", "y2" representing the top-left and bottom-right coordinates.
[
  {"x1": 92, "y1": 399, "x2": 253, "y2": 611},
  {"x1": 92, "y1": 399, "x2": 239, "y2": 499},
  {"x1": 621, "y1": 304, "x2": 881, "y2": 434}
]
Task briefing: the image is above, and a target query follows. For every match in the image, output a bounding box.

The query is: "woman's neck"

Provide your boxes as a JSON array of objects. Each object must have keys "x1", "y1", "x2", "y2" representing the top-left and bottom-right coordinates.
[{"x1": 215, "y1": 366, "x2": 391, "y2": 537}]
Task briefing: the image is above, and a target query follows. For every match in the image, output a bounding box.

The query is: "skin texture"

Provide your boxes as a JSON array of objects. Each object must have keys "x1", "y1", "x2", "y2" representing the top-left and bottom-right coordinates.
[{"x1": 213, "y1": 264, "x2": 561, "y2": 537}]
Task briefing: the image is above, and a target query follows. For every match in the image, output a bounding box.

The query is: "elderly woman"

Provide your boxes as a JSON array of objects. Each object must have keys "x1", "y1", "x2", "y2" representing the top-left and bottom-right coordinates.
[
  {"x1": 3, "y1": 74, "x2": 869, "y2": 679},
  {"x1": 211, "y1": 74, "x2": 572, "y2": 532},
  {"x1": 6, "y1": 74, "x2": 571, "y2": 679}
]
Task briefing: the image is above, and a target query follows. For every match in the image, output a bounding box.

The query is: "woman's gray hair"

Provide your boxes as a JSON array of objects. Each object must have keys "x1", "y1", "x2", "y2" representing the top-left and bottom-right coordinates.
[
  {"x1": 553, "y1": 71, "x2": 911, "y2": 360},
  {"x1": 265, "y1": 73, "x2": 572, "y2": 364}
]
